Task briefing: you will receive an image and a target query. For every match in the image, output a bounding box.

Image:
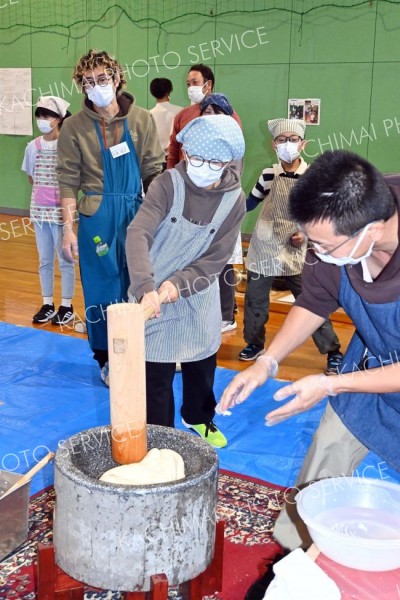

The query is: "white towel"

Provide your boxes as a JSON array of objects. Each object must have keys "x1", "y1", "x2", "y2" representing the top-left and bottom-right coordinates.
[{"x1": 263, "y1": 549, "x2": 341, "y2": 599}]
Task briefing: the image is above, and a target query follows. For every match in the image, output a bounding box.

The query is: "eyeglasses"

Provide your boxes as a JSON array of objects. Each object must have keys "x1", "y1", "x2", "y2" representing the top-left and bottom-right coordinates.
[
  {"x1": 82, "y1": 75, "x2": 113, "y2": 90},
  {"x1": 275, "y1": 135, "x2": 302, "y2": 144},
  {"x1": 308, "y1": 226, "x2": 365, "y2": 256},
  {"x1": 187, "y1": 154, "x2": 228, "y2": 172}
]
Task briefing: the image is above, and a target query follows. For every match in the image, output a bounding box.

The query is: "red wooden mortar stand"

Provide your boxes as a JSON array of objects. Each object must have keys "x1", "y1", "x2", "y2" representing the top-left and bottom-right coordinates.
[
  {"x1": 37, "y1": 304, "x2": 224, "y2": 599},
  {"x1": 36, "y1": 520, "x2": 224, "y2": 599}
]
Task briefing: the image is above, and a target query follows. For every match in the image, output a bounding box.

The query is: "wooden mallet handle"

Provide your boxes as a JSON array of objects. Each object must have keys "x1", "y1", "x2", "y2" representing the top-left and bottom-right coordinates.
[
  {"x1": 108, "y1": 303, "x2": 148, "y2": 464},
  {"x1": 107, "y1": 290, "x2": 175, "y2": 465},
  {"x1": 142, "y1": 288, "x2": 172, "y2": 322}
]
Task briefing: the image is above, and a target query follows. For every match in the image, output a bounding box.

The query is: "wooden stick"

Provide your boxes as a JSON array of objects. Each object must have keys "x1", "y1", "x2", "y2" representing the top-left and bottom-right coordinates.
[
  {"x1": 0, "y1": 451, "x2": 54, "y2": 500},
  {"x1": 306, "y1": 543, "x2": 321, "y2": 562},
  {"x1": 142, "y1": 289, "x2": 172, "y2": 322}
]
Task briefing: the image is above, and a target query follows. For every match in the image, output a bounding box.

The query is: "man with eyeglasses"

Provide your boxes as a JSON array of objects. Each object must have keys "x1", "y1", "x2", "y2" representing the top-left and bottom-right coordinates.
[
  {"x1": 57, "y1": 49, "x2": 164, "y2": 385},
  {"x1": 219, "y1": 150, "x2": 400, "y2": 591},
  {"x1": 240, "y1": 118, "x2": 342, "y2": 376},
  {"x1": 166, "y1": 63, "x2": 242, "y2": 169}
]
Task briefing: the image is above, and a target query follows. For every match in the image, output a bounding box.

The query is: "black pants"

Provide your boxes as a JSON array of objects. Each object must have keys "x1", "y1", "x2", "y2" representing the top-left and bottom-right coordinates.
[
  {"x1": 219, "y1": 264, "x2": 236, "y2": 321},
  {"x1": 243, "y1": 271, "x2": 341, "y2": 354},
  {"x1": 93, "y1": 349, "x2": 108, "y2": 368},
  {"x1": 145, "y1": 353, "x2": 217, "y2": 427}
]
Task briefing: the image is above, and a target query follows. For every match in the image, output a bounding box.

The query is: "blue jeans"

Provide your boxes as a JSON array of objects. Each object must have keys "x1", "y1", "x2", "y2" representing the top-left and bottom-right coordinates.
[{"x1": 34, "y1": 222, "x2": 75, "y2": 299}]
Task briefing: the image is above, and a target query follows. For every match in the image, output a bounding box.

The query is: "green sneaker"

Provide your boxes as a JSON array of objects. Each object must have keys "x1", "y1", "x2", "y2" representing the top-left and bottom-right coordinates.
[{"x1": 182, "y1": 419, "x2": 227, "y2": 448}]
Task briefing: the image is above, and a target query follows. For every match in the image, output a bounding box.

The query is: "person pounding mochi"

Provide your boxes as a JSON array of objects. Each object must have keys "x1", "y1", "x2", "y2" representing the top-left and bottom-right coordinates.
[{"x1": 126, "y1": 115, "x2": 246, "y2": 448}]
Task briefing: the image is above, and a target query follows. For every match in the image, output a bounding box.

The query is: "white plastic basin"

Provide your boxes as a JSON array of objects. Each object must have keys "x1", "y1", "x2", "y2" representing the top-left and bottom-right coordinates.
[{"x1": 296, "y1": 477, "x2": 400, "y2": 571}]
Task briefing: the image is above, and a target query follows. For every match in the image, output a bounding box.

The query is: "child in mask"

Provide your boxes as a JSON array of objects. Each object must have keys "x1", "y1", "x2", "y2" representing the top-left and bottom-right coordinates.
[
  {"x1": 21, "y1": 96, "x2": 75, "y2": 325},
  {"x1": 240, "y1": 118, "x2": 343, "y2": 375},
  {"x1": 126, "y1": 115, "x2": 246, "y2": 448}
]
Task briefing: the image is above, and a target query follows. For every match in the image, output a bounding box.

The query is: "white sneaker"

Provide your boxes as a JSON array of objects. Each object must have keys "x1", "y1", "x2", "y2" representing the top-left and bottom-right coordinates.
[
  {"x1": 74, "y1": 321, "x2": 87, "y2": 334},
  {"x1": 221, "y1": 320, "x2": 237, "y2": 333},
  {"x1": 100, "y1": 362, "x2": 109, "y2": 387}
]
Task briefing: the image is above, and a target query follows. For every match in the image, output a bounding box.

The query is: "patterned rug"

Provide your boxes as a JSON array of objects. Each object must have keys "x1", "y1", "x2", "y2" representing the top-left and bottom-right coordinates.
[{"x1": 0, "y1": 470, "x2": 284, "y2": 600}]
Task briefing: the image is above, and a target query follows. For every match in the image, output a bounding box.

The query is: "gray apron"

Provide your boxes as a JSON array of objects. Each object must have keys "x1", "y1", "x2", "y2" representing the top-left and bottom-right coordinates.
[
  {"x1": 246, "y1": 164, "x2": 307, "y2": 276},
  {"x1": 144, "y1": 168, "x2": 241, "y2": 362}
]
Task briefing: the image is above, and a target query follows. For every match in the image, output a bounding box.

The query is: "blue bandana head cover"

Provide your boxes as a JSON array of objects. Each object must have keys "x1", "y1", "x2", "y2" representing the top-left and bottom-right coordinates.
[
  {"x1": 177, "y1": 114, "x2": 245, "y2": 162},
  {"x1": 200, "y1": 93, "x2": 234, "y2": 116}
]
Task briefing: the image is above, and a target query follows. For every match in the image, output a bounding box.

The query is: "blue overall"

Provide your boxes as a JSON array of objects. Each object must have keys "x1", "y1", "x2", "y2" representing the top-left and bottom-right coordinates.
[
  {"x1": 330, "y1": 266, "x2": 400, "y2": 471},
  {"x1": 78, "y1": 119, "x2": 142, "y2": 353}
]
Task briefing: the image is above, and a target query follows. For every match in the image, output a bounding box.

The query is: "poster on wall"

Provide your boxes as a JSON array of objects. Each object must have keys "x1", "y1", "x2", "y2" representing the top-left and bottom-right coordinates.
[
  {"x1": 0, "y1": 68, "x2": 33, "y2": 136},
  {"x1": 288, "y1": 98, "x2": 321, "y2": 125}
]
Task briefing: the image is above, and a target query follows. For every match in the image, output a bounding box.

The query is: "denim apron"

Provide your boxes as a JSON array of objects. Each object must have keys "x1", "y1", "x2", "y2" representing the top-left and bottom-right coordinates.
[
  {"x1": 330, "y1": 266, "x2": 400, "y2": 471},
  {"x1": 143, "y1": 168, "x2": 241, "y2": 362},
  {"x1": 245, "y1": 165, "x2": 307, "y2": 277},
  {"x1": 78, "y1": 119, "x2": 142, "y2": 351}
]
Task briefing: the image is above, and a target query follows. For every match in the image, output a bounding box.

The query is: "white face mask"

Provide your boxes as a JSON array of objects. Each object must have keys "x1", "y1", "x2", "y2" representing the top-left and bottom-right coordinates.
[
  {"x1": 315, "y1": 223, "x2": 375, "y2": 266},
  {"x1": 186, "y1": 161, "x2": 224, "y2": 188},
  {"x1": 276, "y1": 141, "x2": 300, "y2": 163},
  {"x1": 87, "y1": 83, "x2": 115, "y2": 108},
  {"x1": 187, "y1": 84, "x2": 207, "y2": 104},
  {"x1": 36, "y1": 119, "x2": 56, "y2": 134}
]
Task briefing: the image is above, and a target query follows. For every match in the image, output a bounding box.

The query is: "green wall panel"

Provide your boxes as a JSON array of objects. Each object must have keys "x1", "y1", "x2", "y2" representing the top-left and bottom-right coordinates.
[
  {"x1": 124, "y1": 66, "x2": 150, "y2": 108},
  {"x1": 147, "y1": 6, "x2": 216, "y2": 68},
  {"x1": 374, "y1": 1, "x2": 400, "y2": 62},
  {"x1": 214, "y1": 11, "x2": 291, "y2": 65},
  {"x1": 289, "y1": 3, "x2": 377, "y2": 64},
  {"x1": 0, "y1": 35, "x2": 31, "y2": 68},
  {"x1": 368, "y1": 62, "x2": 400, "y2": 171},
  {"x1": 289, "y1": 63, "x2": 373, "y2": 162},
  {"x1": 0, "y1": 136, "x2": 31, "y2": 211},
  {"x1": 0, "y1": 0, "x2": 399, "y2": 232},
  {"x1": 116, "y1": 12, "x2": 149, "y2": 67},
  {"x1": 31, "y1": 33, "x2": 87, "y2": 69}
]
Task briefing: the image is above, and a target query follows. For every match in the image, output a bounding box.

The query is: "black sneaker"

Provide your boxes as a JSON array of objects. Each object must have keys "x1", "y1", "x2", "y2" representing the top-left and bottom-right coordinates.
[
  {"x1": 325, "y1": 350, "x2": 344, "y2": 375},
  {"x1": 239, "y1": 344, "x2": 265, "y2": 361},
  {"x1": 51, "y1": 305, "x2": 74, "y2": 326},
  {"x1": 244, "y1": 551, "x2": 288, "y2": 600},
  {"x1": 32, "y1": 303, "x2": 56, "y2": 323}
]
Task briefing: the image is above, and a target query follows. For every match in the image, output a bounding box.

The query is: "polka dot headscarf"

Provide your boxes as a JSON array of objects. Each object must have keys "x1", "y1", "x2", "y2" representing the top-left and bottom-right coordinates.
[{"x1": 177, "y1": 115, "x2": 245, "y2": 162}]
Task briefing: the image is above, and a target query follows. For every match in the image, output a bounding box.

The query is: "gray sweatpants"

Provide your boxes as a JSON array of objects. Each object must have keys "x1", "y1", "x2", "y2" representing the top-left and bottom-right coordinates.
[{"x1": 273, "y1": 402, "x2": 369, "y2": 550}]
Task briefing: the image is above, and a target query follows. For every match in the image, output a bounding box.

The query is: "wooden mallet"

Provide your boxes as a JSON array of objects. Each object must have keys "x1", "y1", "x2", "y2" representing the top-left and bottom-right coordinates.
[{"x1": 107, "y1": 290, "x2": 170, "y2": 465}]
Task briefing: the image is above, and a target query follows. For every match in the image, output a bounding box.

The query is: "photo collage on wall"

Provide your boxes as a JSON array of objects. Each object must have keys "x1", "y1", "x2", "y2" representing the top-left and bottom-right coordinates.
[{"x1": 288, "y1": 98, "x2": 321, "y2": 125}]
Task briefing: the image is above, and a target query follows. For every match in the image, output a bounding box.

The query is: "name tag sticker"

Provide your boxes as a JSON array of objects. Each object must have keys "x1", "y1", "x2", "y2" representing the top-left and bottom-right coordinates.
[{"x1": 110, "y1": 141, "x2": 130, "y2": 158}]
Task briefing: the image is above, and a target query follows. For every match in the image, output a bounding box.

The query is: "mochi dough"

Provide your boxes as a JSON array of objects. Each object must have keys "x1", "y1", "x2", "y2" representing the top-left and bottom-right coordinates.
[{"x1": 100, "y1": 448, "x2": 185, "y2": 485}]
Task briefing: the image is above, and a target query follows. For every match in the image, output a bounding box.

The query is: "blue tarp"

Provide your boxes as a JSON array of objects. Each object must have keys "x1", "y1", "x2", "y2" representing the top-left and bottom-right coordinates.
[{"x1": 0, "y1": 322, "x2": 398, "y2": 495}]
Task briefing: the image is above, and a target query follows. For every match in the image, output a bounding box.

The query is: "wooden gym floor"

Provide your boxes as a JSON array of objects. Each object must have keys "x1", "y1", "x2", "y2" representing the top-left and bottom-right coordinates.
[{"x1": 0, "y1": 215, "x2": 354, "y2": 381}]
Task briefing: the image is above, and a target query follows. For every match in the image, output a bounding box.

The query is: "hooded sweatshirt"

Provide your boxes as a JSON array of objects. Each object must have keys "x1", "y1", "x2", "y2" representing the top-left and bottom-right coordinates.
[
  {"x1": 126, "y1": 160, "x2": 246, "y2": 301},
  {"x1": 57, "y1": 91, "x2": 164, "y2": 216}
]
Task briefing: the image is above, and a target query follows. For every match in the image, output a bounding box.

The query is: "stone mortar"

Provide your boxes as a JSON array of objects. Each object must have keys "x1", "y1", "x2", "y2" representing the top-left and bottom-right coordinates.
[{"x1": 53, "y1": 425, "x2": 219, "y2": 592}]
